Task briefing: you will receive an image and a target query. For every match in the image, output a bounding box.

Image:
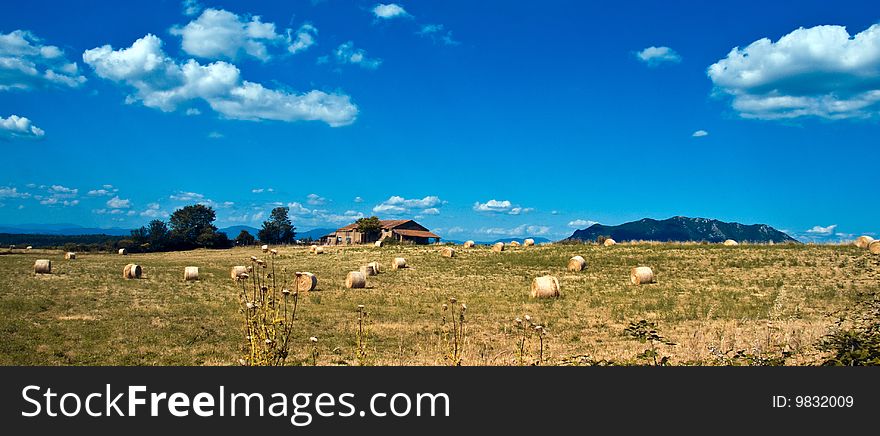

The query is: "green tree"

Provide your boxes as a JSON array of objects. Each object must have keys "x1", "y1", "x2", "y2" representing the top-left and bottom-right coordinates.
[
  {"x1": 258, "y1": 207, "x2": 296, "y2": 244},
  {"x1": 356, "y1": 216, "x2": 383, "y2": 233},
  {"x1": 146, "y1": 219, "x2": 169, "y2": 250},
  {"x1": 169, "y1": 204, "x2": 223, "y2": 248},
  {"x1": 235, "y1": 229, "x2": 256, "y2": 246}
]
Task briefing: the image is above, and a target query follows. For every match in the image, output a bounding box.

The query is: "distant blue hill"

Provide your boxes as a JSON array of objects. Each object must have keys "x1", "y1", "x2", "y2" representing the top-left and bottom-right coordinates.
[
  {"x1": 0, "y1": 224, "x2": 131, "y2": 236},
  {"x1": 445, "y1": 236, "x2": 553, "y2": 245}
]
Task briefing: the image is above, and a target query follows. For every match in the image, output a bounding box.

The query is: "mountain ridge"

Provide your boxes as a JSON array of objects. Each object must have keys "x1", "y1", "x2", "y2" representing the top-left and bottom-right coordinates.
[{"x1": 565, "y1": 216, "x2": 798, "y2": 243}]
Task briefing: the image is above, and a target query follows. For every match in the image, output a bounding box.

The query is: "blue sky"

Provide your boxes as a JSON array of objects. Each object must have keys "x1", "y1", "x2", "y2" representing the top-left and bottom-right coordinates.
[{"x1": 1, "y1": 0, "x2": 879, "y2": 242}]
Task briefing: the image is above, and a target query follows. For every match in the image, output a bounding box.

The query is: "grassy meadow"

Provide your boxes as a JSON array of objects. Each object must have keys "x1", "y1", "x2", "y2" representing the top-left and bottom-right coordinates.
[{"x1": 1, "y1": 243, "x2": 878, "y2": 366}]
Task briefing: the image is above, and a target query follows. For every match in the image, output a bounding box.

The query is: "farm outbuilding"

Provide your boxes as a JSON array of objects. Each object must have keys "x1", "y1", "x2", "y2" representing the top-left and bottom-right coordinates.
[{"x1": 322, "y1": 219, "x2": 440, "y2": 245}]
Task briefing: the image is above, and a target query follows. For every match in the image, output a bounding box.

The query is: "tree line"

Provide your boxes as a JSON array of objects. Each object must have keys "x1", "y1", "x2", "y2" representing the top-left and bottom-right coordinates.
[{"x1": 3, "y1": 205, "x2": 305, "y2": 252}]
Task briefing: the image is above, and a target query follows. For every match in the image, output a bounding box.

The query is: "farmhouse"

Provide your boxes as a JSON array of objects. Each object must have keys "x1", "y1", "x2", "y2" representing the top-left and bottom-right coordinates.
[{"x1": 322, "y1": 219, "x2": 440, "y2": 245}]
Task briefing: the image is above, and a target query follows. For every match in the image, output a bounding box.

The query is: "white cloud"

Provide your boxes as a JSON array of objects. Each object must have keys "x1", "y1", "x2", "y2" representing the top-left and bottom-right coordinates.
[
  {"x1": 306, "y1": 193, "x2": 326, "y2": 205},
  {"x1": 480, "y1": 224, "x2": 551, "y2": 237},
  {"x1": 49, "y1": 185, "x2": 77, "y2": 195},
  {"x1": 182, "y1": 0, "x2": 202, "y2": 16},
  {"x1": 0, "y1": 30, "x2": 86, "y2": 91},
  {"x1": 40, "y1": 198, "x2": 79, "y2": 206},
  {"x1": 286, "y1": 202, "x2": 312, "y2": 216},
  {"x1": 353, "y1": 196, "x2": 364, "y2": 203},
  {"x1": 185, "y1": 108, "x2": 201, "y2": 115},
  {"x1": 373, "y1": 195, "x2": 443, "y2": 215},
  {"x1": 106, "y1": 196, "x2": 131, "y2": 209},
  {"x1": 207, "y1": 131, "x2": 224, "y2": 139},
  {"x1": 169, "y1": 191, "x2": 204, "y2": 202},
  {"x1": 171, "y1": 8, "x2": 283, "y2": 61},
  {"x1": 140, "y1": 202, "x2": 169, "y2": 218},
  {"x1": 83, "y1": 34, "x2": 358, "y2": 126},
  {"x1": 807, "y1": 224, "x2": 837, "y2": 235},
  {"x1": 568, "y1": 219, "x2": 598, "y2": 228},
  {"x1": 87, "y1": 187, "x2": 117, "y2": 196},
  {"x1": 635, "y1": 46, "x2": 681, "y2": 67},
  {"x1": 334, "y1": 41, "x2": 382, "y2": 69},
  {"x1": 372, "y1": 4, "x2": 409, "y2": 19},
  {"x1": 0, "y1": 114, "x2": 45, "y2": 140},
  {"x1": 251, "y1": 187, "x2": 273, "y2": 193},
  {"x1": 708, "y1": 24, "x2": 880, "y2": 120},
  {"x1": 473, "y1": 199, "x2": 533, "y2": 215},
  {"x1": 0, "y1": 186, "x2": 30, "y2": 198},
  {"x1": 287, "y1": 24, "x2": 318, "y2": 54},
  {"x1": 692, "y1": 130, "x2": 709, "y2": 137},
  {"x1": 421, "y1": 207, "x2": 440, "y2": 215},
  {"x1": 418, "y1": 24, "x2": 459, "y2": 46}
]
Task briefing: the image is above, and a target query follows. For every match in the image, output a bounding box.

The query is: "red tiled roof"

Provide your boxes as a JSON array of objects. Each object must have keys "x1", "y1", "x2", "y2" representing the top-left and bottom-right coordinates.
[
  {"x1": 336, "y1": 219, "x2": 413, "y2": 232},
  {"x1": 393, "y1": 229, "x2": 440, "y2": 239}
]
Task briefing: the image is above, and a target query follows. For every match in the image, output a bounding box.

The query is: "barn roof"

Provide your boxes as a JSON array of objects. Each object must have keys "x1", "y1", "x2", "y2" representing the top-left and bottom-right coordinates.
[
  {"x1": 336, "y1": 219, "x2": 413, "y2": 232},
  {"x1": 392, "y1": 229, "x2": 440, "y2": 239}
]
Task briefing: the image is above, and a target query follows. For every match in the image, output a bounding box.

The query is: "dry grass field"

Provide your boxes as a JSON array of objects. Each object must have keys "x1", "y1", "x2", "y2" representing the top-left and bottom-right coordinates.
[{"x1": 1, "y1": 243, "x2": 878, "y2": 366}]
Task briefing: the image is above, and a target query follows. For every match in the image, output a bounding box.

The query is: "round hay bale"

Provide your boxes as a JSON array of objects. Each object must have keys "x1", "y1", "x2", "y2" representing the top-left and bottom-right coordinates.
[
  {"x1": 630, "y1": 266, "x2": 654, "y2": 285},
  {"x1": 375, "y1": 240, "x2": 383, "y2": 247},
  {"x1": 313, "y1": 246, "x2": 325, "y2": 255},
  {"x1": 123, "y1": 263, "x2": 142, "y2": 279},
  {"x1": 492, "y1": 242, "x2": 505, "y2": 253},
  {"x1": 184, "y1": 266, "x2": 199, "y2": 281},
  {"x1": 345, "y1": 271, "x2": 366, "y2": 289},
  {"x1": 869, "y1": 240, "x2": 880, "y2": 255},
  {"x1": 296, "y1": 272, "x2": 317, "y2": 291},
  {"x1": 855, "y1": 235, "x2": 875, "y2": 249},
  {"x1": 603, "y1": 239, "x2": 616, "y2": 247},
  {"x1": 441, "y1": 247, "x2": 455, "y2": 258},
  {"x1": 309, "y1": 245, "x2": 318, "y2": 253},
  {"x1": 118, "y1": 248, "x2": 127, "y2": 255},
  {"x1": 391, "y1": 257, "x2": 407, "y2": 270},
  {"x1": 231, "y1": 265, "x2": 248, "y2": 280},
  {"x1": 367, "y1": 261, "x2": 382, "y2": 274},
  {"x1": 65, "y1": 252, "x2": 76, "y2": 260},
  {"x1": 567, "y1": 255, "x2": 586, "y2": 272},
  {"x1": 33, "y1": 259, "x2": 51, "y2": 274},
  {"x1": 509, "y1": 241, "x2": 521, "y2": 247},
  {"x1": 26, "y1": 245, "x2": 33, "y2": 250},
  {"x1": 524, "y1": 238, "x2": 535, "y2": 246},
  {"x1": 723, "y1": 239, "x2": 739, "y2": 246},
  {"x1": 261, "y1": 244, "x2": 269, "y2": 253},
  {"x1": 463, "y1": 240, "x2": 475, "y2": 248},
  {"x1": 530, "y1": 276, "x2": 560, "y2": 298},
  {"x1": 360, "y1": 265, "x2": 377, "y2": 276}
]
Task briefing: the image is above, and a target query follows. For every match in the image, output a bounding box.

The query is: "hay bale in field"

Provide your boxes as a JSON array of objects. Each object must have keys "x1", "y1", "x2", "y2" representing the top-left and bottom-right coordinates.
[
  {"x1": 360, "y1": 264, "x2": 377, "y2": 276},
  {"x1": 309, "y1": 245, "x2": 317, "y2": 253},
  {"x1": 261, "y1": 244, "x2": 269, "y2": 253},
  {"x1": 118, "y1": 248, "x2": 127, "y2": 255},
  {"x1": 530, "y1": 276, "x2": 560, "y2": 298},
  {"x1": 567, "y1": 255, "x2": 586, "y2": 272},
  {"x1": 463, "y1": 240, "x2": 475, "y2": 248},
  {"x1": 296, "y1": 272, "x2": 317, "y2": 291},
  {"x1": 509, "y1": 241, "x2": 521, "y2": 247},
  {"x1": 723, "y1": 239, "x2": 738, "y2": 246},
  {"x1": 524, "y1": 238, "x2": 535, "y2": 246},
  {"x1": 65, "y1": 252, "x2": 76, "y2": 260},
  {"x1": 313, "y1": 246, "x2": 324, "y2": 255},
  {"x1": 630, "y1": 266, "x2": 654, "y2": 285},
  {"x1": 869, "y1": 240, "x2": 880, "y2": 255},
  {"x1": 367, "y1": 261, "x2": 382, "y2": 274},
  {"x1": 33, "y1": 259, "x2": 51, "y2": 274},
  {"x1": 184, "y1": 266, "x2": 199, "y2": 281},
  {"x1": 492, "y1": 242, "x2": 505, "y2": 253},
  {"x1": 231, "y1": 265, "x2": 248, "y2": 280},
  {"x1": 375, "y1": 240, "x2": 383, "y2": 247},
  {"x1": 603, "y1": 239, "x2": 616, "y2": 247},
  {"x1": 391, "y1": 257, "x2": 407, "y2": 270},
  {"x1": 123, "y1": 263, "x2": 142, "y2": 279},
  {"x1": 345, "y1": 271, "x2": 366, "y2": 289},
  {"x1": 26, "y1": 245, "x2": 33, "y2": 250},
  {"x1": 441, "y1": 247, "x2": 455, "y2": 258},
  {"x1": 855, "y1": 235, "x2": 875, "y2": 249}
]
